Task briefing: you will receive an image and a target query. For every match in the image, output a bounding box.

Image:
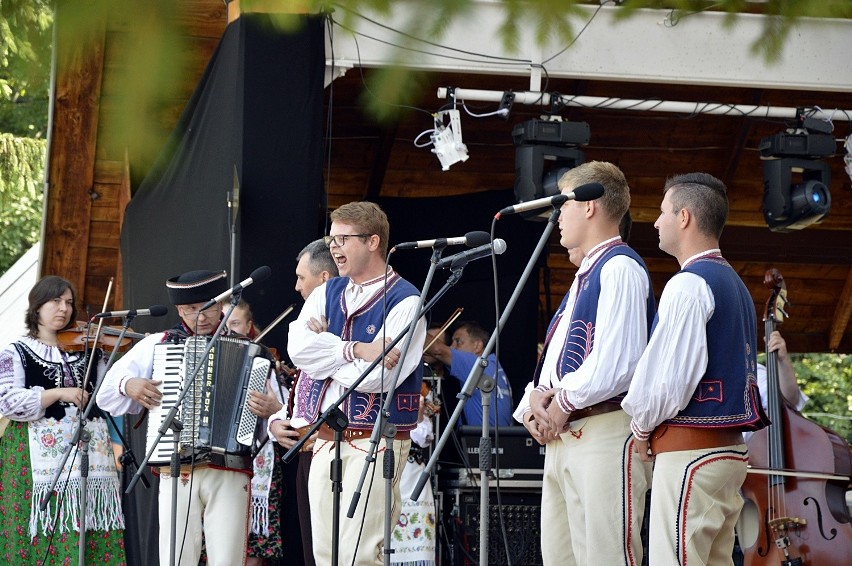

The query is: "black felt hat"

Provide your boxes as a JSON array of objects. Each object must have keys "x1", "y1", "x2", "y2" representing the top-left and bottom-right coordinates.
[{"x1": 165, "y1": 270, "x2": 228, "y2": 305}]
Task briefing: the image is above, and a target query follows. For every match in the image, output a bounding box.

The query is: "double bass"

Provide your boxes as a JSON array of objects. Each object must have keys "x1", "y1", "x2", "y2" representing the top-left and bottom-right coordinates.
[{"x1": 739, "y1": 268, "x2": 852, "y2": 565}]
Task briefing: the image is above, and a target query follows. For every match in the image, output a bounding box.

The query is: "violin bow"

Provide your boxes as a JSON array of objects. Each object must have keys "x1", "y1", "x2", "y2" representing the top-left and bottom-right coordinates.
[{"x1": 423, "y1": 307, "x2": 464, "y2": 352}]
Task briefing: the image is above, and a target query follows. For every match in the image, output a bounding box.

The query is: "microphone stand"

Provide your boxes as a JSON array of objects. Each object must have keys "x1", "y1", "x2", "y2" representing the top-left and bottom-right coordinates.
[
  {"x1": 281, "y1": 251, "x2": 468, "y2": 566},
  {"x1": 39, "y1": 314, "x2": 147, "y2": 566},
  {"x1": 347, "y1": 245, "x2": 445, "y2": 566},
  {"x1": 125, "y1": 293, "x2": 241, "y2": 566},
  {"x1": 410, "y1": 207, "x2": 561, "y2": 566}
]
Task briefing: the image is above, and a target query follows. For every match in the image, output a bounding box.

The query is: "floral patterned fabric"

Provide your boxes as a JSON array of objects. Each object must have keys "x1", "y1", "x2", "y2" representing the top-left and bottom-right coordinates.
[
  {"x1": 246, "y1": 443, "x2": 284, "y2": 560},
  {"x1": 0, "y1": 420, "x2": 126, "y2": 565}
]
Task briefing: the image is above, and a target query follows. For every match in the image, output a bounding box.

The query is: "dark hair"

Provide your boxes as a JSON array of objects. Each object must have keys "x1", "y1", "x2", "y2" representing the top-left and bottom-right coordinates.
[
  {"x1": 664, "y1": 172, "x2": 729, "y2": 239},
  {"x1": 455, "y1": 321, "x2": 489, "y2": 345},
  {"x1": 619, "y1": 210, "x2": 632, "y2": 242},
  {"x1": 26, "y1": 275, "x2": 77, "y2": 337},
  {"x1": 297, "y1": 239, "x2": 339, "y2": 277}
]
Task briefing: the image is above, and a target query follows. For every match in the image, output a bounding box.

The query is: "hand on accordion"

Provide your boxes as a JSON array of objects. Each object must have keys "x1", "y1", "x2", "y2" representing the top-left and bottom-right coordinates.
[
  {"x1": 247, "y1": 384, "x2": 283, "y2": 419},
  {"x1": 125, "y1": 377, "x2": 163, "y2": 410}
]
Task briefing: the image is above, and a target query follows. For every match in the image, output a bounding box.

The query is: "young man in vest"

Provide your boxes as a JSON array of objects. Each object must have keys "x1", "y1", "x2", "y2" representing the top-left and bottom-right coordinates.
[
  {"x1": 285, "y1": 202, "x2": 427, "y2": 565},
  {"x1": 513, "y1": 161, "x2": 655, "y2": 565},
  {"x1": 622, "y1": 172, "x2": 770, "y2": 565}
]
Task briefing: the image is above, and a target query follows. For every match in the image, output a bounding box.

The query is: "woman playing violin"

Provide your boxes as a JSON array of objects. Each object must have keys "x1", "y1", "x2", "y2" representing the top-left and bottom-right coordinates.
[{"x1": 0, "y1": 275, "x2": 125, "y2": 564}]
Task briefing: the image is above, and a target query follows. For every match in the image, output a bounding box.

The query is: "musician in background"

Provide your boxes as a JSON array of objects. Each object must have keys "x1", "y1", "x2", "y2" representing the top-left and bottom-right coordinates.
[
  {"x1": 424, "y1": 320, "x2": 513, "y2": 426},
  {"x1": 98, "y1": 269, "x2": 252, "y2": 566},
  {"x1": 285, "y1": 202, "x2": 427, "y2": 565},
  {"x1": 757, "y1": 330, "x2": 807, "y2": 413}
]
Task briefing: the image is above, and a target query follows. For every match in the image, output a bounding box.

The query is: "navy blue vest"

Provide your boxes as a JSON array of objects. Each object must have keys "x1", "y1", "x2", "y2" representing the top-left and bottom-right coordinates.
[
  {"x1": 663, "y1": 257, "x2": 769, "y2": 431},
  {"x1": 534, "y1": 243, "x2": 656, "y2": 404},
  {"x1": 302, "y1": 273, "x2": 423, "y2": 431}
]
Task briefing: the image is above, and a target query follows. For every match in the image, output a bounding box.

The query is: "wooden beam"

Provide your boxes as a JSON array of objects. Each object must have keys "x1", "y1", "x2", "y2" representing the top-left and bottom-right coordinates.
[
  {"x1": 828, "y1": 266, "x2": 852, "y2": 351},
  {"x1": 42, "y1": 10, "x2": 106, "y2": 305}
]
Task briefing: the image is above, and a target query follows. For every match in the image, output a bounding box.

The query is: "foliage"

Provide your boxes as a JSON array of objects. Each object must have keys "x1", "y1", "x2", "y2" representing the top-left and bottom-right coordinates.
[
  {"x1": 793, "y1": 353, "x2": 852, "y2": 444},
  {"x1": 0, "y1": 0, "x2": 53, "y2": 137},
  {"x1": 0, "y1": 133, "x2": 44, "y2": 274}
]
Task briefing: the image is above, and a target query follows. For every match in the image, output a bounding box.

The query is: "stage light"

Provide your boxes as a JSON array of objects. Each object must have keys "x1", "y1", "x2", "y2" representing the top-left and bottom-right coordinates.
[
  {"x1": 759, "y1": 116, "x2": 836, "y2": 232},
  {"x1": 431, "y1": 109, "x2": 468, "y2": 171},
  {"x1": 512, "y1": 118, "x2": 589, "y2": 220}
]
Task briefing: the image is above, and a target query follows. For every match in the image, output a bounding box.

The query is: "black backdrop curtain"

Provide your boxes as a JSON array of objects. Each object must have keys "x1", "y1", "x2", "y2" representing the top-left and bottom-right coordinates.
[
  {"x1": 376, "y1": 189, "x2": 544, "y2": 417},
  {"x1": 119, "y1": 14, "x2": 325, "y2": 565}
]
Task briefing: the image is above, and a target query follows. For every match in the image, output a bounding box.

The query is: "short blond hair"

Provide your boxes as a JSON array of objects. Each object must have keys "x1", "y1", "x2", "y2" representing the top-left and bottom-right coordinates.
[
  {"x1": 330, "y1": 201, "x2": 390, "y2": 257},
  {"x1": 558, "y1": 161, "x2": 631, "y2": 222}
]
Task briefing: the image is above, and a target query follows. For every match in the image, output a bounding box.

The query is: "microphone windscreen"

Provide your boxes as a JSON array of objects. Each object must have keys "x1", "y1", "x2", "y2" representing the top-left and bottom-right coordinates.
[
  {"x1": 464, "y1": 231, "x2": 492, "y2": 247},
  {"x1": 149, "y1": 305, "x2": 169, "y2": 317},
  {"x1": 251, "y1": 265, "x2": 272, "y2": 283},
  {"x1": 573, "y1": 182, "x2": 605, "y2": 201}
]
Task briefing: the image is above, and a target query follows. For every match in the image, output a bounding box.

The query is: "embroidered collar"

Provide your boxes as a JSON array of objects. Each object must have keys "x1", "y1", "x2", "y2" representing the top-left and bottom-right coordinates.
[
  {"x1": 578, "y1": 236, "x2": 623, "y2": 275},
  {"x1": 681, "y1": 248, "x2": 723, "y2": 269},
  {"x1": 347, "y1": 268, "x2": 396, "y2": 294}
]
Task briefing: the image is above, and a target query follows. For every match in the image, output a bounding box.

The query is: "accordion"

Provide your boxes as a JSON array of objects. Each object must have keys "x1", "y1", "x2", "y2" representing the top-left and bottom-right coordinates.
[{"x1": 147, "y1": 335, "x2": 273, "y2": 470}]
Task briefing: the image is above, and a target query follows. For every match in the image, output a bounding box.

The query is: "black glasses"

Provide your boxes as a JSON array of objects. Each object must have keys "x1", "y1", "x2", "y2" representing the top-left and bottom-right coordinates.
[{"x1": 323, "y1": 234, "x2": 371, "y2": 247}]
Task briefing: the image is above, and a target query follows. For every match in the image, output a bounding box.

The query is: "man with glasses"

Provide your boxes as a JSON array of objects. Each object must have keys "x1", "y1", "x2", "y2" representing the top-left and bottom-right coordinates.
[
  {"x1": 286, "y1": 201, "x2": 427, "y2": 565},
  {"x1": 98, "y1": 269, "x2": 253, "y2": 566}
]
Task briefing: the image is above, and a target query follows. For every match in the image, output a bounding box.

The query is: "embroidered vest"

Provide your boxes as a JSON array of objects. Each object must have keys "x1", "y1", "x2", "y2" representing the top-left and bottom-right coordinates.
[
  {"x1": 13, "y1": 342, "x2": 104, "y2": 420},
  {"x1": 534, "y1": 243, "x2": 656, "y2": 405},
  {"x1": 663, "y1": 257, "x2": 769, "y2": 431},
  {"x1": 302, "y1": 274, "x2": 423, "y2": 431}
]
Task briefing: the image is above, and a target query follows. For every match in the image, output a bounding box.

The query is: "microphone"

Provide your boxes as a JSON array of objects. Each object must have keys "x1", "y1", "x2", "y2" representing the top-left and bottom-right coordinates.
[
  {"x1": 199, "y1": 265, "x2": 272, "y2": 311},
  {"x1": 95, "y1": 305, "x2": 169, "y2": 319},
  {"x1": 496, "y1": 182, "x2": 605, "y2": 217},
  {"x1": 435, "y1": 238, "x2": 507, "y2": 269},
  {"x1": 393, "y1": 231, "x2": 491, "y2": 251}
]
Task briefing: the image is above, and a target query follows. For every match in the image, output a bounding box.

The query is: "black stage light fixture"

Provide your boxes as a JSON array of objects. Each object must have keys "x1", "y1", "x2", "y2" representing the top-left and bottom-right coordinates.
[
  {"x1": 513, "y1": 118, "x2": 589, "y2": 221},
  {"x1": 761, "y1": 158, "x2": 831, "y2": 232},
  {"x1": 759, "y1": 121, "x2": 836, "y2": 233}
]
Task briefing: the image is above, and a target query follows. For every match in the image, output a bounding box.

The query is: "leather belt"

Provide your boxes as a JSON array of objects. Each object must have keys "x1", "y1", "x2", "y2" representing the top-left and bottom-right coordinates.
[
  {"x1": 295, "y1": 425, "x2": 314, "y2": 453},
  {"x1": 568, "y1": 401, "x2": 623, "y2": 423},
  {"x1": 317, "y1": 423, "x2": 410, "y2": 442},
  {"x1": 650, "y1": 425, "x2": 743, "y2": 454}
]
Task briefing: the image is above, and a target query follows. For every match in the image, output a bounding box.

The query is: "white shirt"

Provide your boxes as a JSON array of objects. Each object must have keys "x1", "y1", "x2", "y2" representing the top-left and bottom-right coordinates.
[
  {"x1": 513, "y1": 237, "x2": 650, "y2": 421},
  {"x1": 97, "y1": 332, "x2": 165, "y2": 415},
  {"x1": 285, "y1": 270, "x2": 427, "y2": 429},
  {"x1": 0, "y1": 336, "x2": 104, "y2": 421},
  {"x1": 621, "y1": 249, "x2": 719, "y2": 439}
]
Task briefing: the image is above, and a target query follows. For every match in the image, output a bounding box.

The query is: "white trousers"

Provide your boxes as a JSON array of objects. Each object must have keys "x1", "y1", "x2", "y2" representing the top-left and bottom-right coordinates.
[
  {"x1": 540, "y1": 409, "x2": 652, "y2": 566},
  {"x1": 309, "y1": 436, "x2": 410, "y2": 566},
  {"x1": 158, "y1": 466, "x2": 251, "y2": 566},
  {"x1": 649, "y1": 444, "x2": 748, "y2": 566}
]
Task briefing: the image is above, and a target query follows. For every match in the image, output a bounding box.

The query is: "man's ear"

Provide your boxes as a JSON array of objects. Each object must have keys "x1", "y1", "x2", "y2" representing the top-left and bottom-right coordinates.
[{"x1": 321, "y1": 271, "x2": 331, "y2": 282}]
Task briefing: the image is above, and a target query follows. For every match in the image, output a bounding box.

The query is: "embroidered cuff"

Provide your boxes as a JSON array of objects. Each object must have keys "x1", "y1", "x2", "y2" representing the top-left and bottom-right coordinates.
[
  {"x1": 118, "y1": 376, "x2": 130, "y2": 397},
  {"x1": 630, "y1": 421, "x2": 651, "y2": 441},
  {"x1": 534, "y1": 384, "x2": 550, "y2": 393},
  {"x1": 342, "y1": 341, "x2": 356, "y2": 362},
  {"x1": 556, "y1": 389, "x2": 575, "y2": 414}
]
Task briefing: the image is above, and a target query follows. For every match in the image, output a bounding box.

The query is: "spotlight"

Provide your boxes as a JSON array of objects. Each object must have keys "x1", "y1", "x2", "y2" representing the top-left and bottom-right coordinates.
[
  {"x1": 759, "y1": 115, "x2": 835, "y2": 232},
  {"x1": 431, "y1": 109, "x2": 468, "y2": 171},
  {"x1": 761, "y1": 158, "x2": 831, "y2": 232},
  {"x1": 512, "y1": 118, "x2": 589, "y2": 220}
]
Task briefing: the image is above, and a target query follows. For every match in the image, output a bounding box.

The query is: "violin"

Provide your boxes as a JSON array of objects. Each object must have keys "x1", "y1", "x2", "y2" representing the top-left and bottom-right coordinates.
[
  {"x1": 739, "y1": 268, "x2": 852, "y2": 565},
  {"x1": 58, "y1": 320, "x2": 145, "y2": 353}
]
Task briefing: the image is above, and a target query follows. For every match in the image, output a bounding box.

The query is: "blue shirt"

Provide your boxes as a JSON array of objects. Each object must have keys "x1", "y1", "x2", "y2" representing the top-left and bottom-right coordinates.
[{"x1": 449, "y1": 350, "x2": 513, "y2": 426}]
